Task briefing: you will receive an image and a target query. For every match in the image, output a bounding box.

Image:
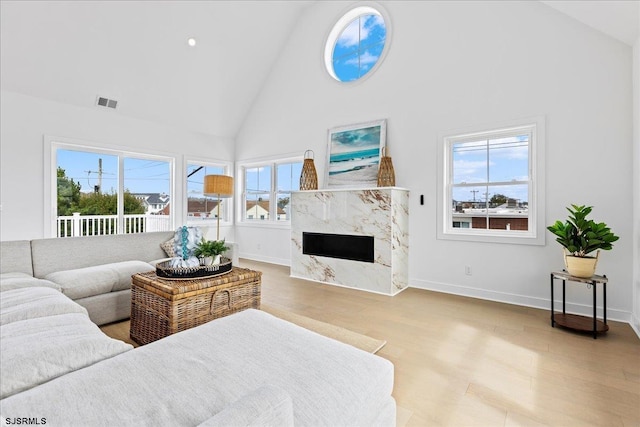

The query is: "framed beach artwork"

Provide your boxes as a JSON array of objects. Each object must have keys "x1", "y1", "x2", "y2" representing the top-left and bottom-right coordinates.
[{"x1": 325, "y1": 119, "x2": 387, "y2": 188}]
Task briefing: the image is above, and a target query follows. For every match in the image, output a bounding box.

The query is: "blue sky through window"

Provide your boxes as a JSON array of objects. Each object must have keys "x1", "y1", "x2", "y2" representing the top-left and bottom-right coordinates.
[
  {"x1": 332, "y1": 14, "x2": 386, "y2": 82},
  {"x1": 451, "y1": 135, "x2": 530, "y2": 204},
  {"x1": 245, "y1": 166, "x2": 271, "y2": 196},
  {"x1": 57, "y1": 149, "x2": 170, "y2": 194},
  {"x1": 277, "y1": 162, "x2": 302, "y2": 192}
]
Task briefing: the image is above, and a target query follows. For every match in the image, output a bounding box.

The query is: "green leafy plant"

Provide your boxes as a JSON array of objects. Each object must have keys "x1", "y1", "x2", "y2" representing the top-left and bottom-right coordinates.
[
  {"x1": 547, "y1": 204, "x2": 619, "y2": 257},
  {"x1": 193, "y1": 238, "x2": 229, "y2": 258}
]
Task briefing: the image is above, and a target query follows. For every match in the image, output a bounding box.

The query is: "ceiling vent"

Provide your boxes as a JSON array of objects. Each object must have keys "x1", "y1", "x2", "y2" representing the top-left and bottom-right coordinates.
[{"x1": 96, "y1": 96, "x2": 118, "y2": 109}]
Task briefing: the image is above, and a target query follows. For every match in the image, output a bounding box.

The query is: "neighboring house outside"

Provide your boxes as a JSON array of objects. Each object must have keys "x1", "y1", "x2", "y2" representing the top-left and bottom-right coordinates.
[
  {"x1": 186, "y1": 199, "x2": 220, "y2": 218},
  {"x1": 452, "y1": 205, "x2": 529, "y2": 231},
  {"x1": 246, "y1": 200, "x2": 286, "y2": 220},
  {"x1": 131, "y1": 193, "x2": 170, "y2": 214}
]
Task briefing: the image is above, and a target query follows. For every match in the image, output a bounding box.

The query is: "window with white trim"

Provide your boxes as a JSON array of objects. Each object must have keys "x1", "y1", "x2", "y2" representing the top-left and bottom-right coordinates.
[
  {"x1": 324, "y1": 5, "x2": 390, "y2": 83},
  {"x1": 241, "y1": 158, "x2": 302, "y2": 222},
  {"x1": 186, "y1": 162, "x2": 232, "y2": 224},
  {"x1": 438, "y1": 118, "x2": 545, "y2": 245},
  {"x1": 276, "y1": 162, "x2": 302, "y2": 221},
  {"x1": 52, "y1": 142, "x2": 173, "y2": 238}
]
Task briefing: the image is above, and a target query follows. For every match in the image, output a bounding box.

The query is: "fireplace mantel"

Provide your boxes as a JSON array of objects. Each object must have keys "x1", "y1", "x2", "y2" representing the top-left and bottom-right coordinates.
[{"x1": 290, "y1": 187, "x2": 409, "y2": 295}]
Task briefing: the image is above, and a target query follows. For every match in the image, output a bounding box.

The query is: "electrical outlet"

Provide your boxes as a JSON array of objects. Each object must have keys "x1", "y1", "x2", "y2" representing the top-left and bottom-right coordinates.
[
  {"x1": 465, "y1": 265, "x2": 472, "y2": 276},
  {"x1": 257, "y1": 243, "x2": 261, "y2": 250}
]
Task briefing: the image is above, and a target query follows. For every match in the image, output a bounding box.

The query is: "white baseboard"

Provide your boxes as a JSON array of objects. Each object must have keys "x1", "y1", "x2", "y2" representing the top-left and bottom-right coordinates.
[
  {"x1": 631, "y1": 313, "x2": 640, "y2": 339},
  {"x1": 234, "y1": 255, "x2": 638, "y2": 335},
  {"x1": 239, "y1": 252, "x2": 290, "y2": 267},
  {"x1": 409, "y1": 278, "x2": 632, "y2": 324}
]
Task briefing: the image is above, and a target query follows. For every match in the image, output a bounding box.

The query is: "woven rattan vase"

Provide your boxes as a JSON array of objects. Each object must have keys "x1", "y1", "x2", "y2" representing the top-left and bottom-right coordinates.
[
  {"x1": 377, "y1": 147, "x2": 396, "y2": 187},
  {"x1": 300, "y1": 150, "x2": 318, "y2": 190}
]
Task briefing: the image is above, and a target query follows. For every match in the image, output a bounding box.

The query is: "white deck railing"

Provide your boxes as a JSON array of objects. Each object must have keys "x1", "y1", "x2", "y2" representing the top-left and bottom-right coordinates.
[{"x1": 57, "y1": 213, "x2": 172, "y2": 238}]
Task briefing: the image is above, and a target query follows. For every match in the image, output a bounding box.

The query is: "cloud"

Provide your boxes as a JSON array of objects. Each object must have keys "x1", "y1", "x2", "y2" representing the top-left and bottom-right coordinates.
[
  {"x1": 337, "y1": 14, "x2": 385, "y2": 48},
  {"x1": 344, "y1": 51, "x2": 380, "y2": 67},
  {"x1": 453, "y1": 160, "x2": 488, "y2": 183}
]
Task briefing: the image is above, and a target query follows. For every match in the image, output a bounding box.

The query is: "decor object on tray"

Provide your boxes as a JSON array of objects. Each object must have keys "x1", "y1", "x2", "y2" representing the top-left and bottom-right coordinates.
[
  {"x1": 194, "y1": 238, "x2": 229, "y2": 266},
  {"x1": 377, "y1": 146, "x2": 395, "y2": 187},
  {"x1": 156, "y1": 256, "x2": 232, "y2": 280},
  {"x1": 203, "y1": 174, "x2": 234, "y2": 240},
  {"x1": 547, "y1": 204, "x2": 619, "y2": 278},
  {"x1": 300, "y1": 150, "x2": 319, "y2": 190},
  {"x1": 326, "y1": 119, "x2": 386, "y2": 188},
  {"x1": 170, "y1": 226, "x2": 202, "y2": 268}
]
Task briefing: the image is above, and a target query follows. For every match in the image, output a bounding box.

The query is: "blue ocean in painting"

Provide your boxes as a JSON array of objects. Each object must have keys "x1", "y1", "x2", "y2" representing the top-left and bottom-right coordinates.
[
  {"x1": 329, "y1": 148, "x2": 379, "y2": 175},
  {"x1": 330, "y1": 148, "x2": 379, "y2": 163}
]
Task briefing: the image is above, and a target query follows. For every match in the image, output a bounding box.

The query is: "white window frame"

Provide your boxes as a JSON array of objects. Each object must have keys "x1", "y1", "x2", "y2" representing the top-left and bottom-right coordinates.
[
  {"x1": 45, "y1": 136, "x2": 177, "y2": 238},
  {"x1": 236, "y1": 155, "x2": 303, "y2": 227},
  {"x1": 324, "y1": 2, "x2": 392, "y2": 85},
  {"x1": 184, "y1": 158, "x2": 234, "y2": 227},
  {"x1": 436, "y1": 117, "x2": 546, "y2": 245}
]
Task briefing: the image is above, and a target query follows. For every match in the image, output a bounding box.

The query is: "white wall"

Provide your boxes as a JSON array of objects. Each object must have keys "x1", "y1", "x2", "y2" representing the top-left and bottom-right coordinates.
[
  {"x1": 632, "y1": 16, "x2": 640, "y2": 334},
  {"x1": 0, "y1": 90, "x2": 235, "y2": 241},
  {"x1": 235, "y1": 1, "x2": 635, "y2": 321}
]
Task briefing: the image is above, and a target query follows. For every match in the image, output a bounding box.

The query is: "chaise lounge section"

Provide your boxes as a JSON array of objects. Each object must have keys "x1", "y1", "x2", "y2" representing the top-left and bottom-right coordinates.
[
  {"x1": 0, "y1": 232, "x2": 396, "y2": 425},
  {"x1": 0, "y1": 290, "x2": 396, "y2": 426}
]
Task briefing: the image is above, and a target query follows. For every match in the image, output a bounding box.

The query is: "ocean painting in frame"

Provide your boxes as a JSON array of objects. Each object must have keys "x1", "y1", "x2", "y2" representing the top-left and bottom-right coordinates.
[{"x1": 326, "y1": 119, "x2": 386, "y2": 188}]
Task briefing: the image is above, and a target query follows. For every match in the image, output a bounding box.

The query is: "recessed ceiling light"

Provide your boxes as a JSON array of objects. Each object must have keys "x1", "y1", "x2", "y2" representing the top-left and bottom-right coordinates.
[{"x1": 187, "y1": 38, "x2": 196, "y2": 47}]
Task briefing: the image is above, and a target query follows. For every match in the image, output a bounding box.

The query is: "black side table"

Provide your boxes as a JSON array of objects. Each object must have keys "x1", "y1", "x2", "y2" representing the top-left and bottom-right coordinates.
[{"x1": 550, "y1": 271, "x2": 608, "y2": 339}]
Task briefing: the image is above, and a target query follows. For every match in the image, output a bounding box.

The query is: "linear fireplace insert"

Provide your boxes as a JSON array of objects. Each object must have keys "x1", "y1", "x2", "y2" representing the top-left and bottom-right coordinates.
[{"x1": 302, "y1": 232, "x2": 374, "y2": 263}]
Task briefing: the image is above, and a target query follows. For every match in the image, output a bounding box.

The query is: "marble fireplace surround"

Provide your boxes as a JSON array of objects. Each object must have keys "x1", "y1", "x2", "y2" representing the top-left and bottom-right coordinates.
[{"x1": 290, "y1": 188, "x2": 409, "y2": 296}]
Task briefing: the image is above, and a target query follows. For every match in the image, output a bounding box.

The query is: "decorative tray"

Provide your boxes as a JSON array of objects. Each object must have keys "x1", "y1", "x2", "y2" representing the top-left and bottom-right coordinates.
[{"x1": 156, "y1": 257, "x2": 232, "y2": 280}]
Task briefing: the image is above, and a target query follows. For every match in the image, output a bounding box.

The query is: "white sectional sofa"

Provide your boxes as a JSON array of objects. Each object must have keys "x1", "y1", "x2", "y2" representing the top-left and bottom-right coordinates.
[
  {"x1": 0, "y1": 287, "x2": 134, "y2": 400},
  {"x1": 0, "y1": 233, "x2": 396, "y2": 426},
  {"x1": 0, "y1": 232, "x2": 175, "y2": 325}
]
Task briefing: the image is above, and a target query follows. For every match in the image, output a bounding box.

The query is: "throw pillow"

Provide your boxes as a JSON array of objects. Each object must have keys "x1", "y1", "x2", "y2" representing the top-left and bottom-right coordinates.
[{"x1": 160, "y1": 238, "x2": 176, "y2": 257}]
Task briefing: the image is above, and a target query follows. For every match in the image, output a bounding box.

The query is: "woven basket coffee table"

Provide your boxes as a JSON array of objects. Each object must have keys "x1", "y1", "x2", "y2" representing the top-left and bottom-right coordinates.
[{"x1": 130, "y1": 267, "x2": 261, "y2": 345}]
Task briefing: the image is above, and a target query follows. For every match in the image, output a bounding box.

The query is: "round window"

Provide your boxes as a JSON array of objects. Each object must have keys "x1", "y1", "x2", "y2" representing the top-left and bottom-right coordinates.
[{"x1": 324, "y1": 5, "x2": 388, "y2": 83}]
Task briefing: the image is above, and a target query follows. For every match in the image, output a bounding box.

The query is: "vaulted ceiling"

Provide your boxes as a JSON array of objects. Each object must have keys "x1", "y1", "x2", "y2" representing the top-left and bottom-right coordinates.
[
  {"x1": 1, "y1": 1, "x2": 637, "y2": 139},
  {"x1": 0, "y1": 1, "x2": 312, "y2": 138}
]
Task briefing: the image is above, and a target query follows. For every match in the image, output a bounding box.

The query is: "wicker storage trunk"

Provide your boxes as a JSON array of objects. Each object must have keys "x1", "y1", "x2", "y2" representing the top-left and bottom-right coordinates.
[{"x1": 130, "y1": 267, "x2": 261, "y2": 345}]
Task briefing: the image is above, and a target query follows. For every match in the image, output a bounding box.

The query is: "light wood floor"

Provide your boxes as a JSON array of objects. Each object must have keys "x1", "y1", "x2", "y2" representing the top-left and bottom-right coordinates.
[{"x1": 238, "y1": 259, "x2": 640, "y2": 427}]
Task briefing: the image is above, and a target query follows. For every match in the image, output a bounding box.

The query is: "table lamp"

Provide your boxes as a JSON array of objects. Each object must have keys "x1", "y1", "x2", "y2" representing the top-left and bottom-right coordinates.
[{"x1": 203, "y1": 174, "x2": 234, "y2": 240}]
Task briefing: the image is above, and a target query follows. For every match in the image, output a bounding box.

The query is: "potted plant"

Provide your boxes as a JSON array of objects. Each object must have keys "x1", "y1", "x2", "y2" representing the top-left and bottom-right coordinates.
[
  {"x1": 193, "y1": 238, "x2": 229, "y2": 266},
  {"x1": 547, "y1": 204, "x2": 619, "y2": 278}
]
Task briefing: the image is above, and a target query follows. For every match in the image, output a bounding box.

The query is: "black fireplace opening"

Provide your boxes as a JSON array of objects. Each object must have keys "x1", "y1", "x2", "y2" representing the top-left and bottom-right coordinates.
[{"x1": 302, "y1": 232, "x2": 374, "y2": 263}]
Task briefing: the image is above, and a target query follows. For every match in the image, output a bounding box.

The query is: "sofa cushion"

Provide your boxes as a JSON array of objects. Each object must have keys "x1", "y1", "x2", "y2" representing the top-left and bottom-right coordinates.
[
  {"x1": 0, "y1": 287, "x2": 86, "y2": 326},
  {"x1": 44, "y1": 261, "x2": 154, "y2": 299},
  {"x1": 0, "y1": 309, "x2": 395, "y2": 426},
  {"x1": 160, "y1": 238, "x2": 176, "y2": 257},
  {"x1": 196, "y1": 385, "x2": 294, "y2": 427},
  {"x1": 0, "y1": 272, "x2": 61, "y2": 293},
  {"x1": 0, "y1": 312, "x2": 133, "y2": 399},
  {"x1": 0, "y1": 240, "x2": 33, "y2": 275},
  {"x1": 31, "y1": 232, "x2": 173, "y2": 278}
]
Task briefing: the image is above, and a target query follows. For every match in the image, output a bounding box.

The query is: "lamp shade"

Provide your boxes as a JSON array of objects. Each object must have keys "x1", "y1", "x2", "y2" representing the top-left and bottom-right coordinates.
[{"x1": 203, "y1": 175, "x2": 233, "y2": 197}]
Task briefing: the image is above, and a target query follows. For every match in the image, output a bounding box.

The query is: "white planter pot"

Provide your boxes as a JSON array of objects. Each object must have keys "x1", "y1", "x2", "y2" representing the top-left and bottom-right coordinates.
[{"x1": 199, "y1": 256, "x2": 213, "y2": 266}]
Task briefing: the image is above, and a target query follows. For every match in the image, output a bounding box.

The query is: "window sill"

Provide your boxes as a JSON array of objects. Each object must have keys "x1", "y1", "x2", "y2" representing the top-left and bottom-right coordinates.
[
  {"x1": 437, "y1": 229, "x2": 545, "y2": 246},
  {"x1": 236, "y1": 221, "x2": 292, "y2": 230},
  {"x1": 186, "y1": 220, "x2": 233, "y2": 227}
]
